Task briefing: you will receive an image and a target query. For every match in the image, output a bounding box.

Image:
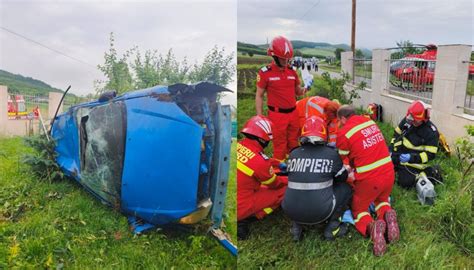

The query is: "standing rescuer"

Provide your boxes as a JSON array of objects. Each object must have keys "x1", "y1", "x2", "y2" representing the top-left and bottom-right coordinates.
[
  {"x1": 237, "y1": 115, "x2": 288, "y2": 240},
  {"x1": 256, "y1": 36, "x2": 307, "y2": 162},
  {"x1": 390, "y1": 100, "x2": 440, "y2": 191},
  {"x1": 336, "y1": 105, "x2": 400, "y2": 256},
  {"x1": 282, "y1": 116, "x2": 352, "y2": 241}
]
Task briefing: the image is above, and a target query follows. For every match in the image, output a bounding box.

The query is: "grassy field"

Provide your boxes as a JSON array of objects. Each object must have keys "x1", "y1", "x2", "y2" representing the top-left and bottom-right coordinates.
[
  {"x1": 237, "y1": 105, "x2": 473, "y2": 267},
  {"x1": 299, "y1": 47, "x2": 335, "y2": 58},
  {"x1": 236, "y1": 64, "x2": 473, "y2": 268},
  {"x1": 319, "y1": 64, "x2": 341, "y2": 73},
  {"x1": 0, "y1": 137, "x2": 237, "y2": 268}
]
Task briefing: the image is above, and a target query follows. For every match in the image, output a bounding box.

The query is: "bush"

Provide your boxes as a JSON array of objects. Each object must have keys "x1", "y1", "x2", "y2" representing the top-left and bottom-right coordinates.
[
  {"x1": 434, "y1": 125, "x2": 474, "y2": 253},
  {"x1": 308, "y1": 72, "x2": 363, "y2": 104},
  {"x1": 22, "y1": 135, "x2": 64, "y2": 182}
]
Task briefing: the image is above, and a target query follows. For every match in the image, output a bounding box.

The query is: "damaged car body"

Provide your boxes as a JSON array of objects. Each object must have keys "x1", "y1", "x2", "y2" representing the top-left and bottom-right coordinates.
[{"x1": 51, "y1": 82, "x2": 236, "y2": 255}]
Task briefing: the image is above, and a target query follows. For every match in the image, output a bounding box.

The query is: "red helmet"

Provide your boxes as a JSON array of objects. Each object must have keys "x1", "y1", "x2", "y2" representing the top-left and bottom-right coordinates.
[
  {"x1": 267, "y1": 36, "x2": 293, "y2": 59},
  {"x1": 241, "y1": 115, "x2": 273, "y2": 141},
  {"x1": 300, "y1": 116, "x2": 327, "y2": 144},
  {"x1": 407, "y1": 100, "x2": 430, "y2": 122}
]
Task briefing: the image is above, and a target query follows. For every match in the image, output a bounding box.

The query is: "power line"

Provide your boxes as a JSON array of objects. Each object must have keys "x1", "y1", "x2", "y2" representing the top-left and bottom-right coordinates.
[
  {"x1": 0, "y1": 26, "x2": 97, "y2": 69},
  {"x1": 300, "y1": 0, "x2": 322, "y2": 20}
]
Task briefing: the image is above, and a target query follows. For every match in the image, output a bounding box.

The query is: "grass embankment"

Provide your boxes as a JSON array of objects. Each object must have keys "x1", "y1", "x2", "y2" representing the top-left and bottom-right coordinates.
[
  {"x1": 237, "y1": 74, "x2": 473, "y2": 267},
  {"x1": 299, "y1": 48, "x2": 335, "y2": 58},
  {"x1": 319, "y1": 64, "x2": 341, "y2": 73},
  {"x1": 0, "y1": 137, "x2": 237, "y2": 268}
]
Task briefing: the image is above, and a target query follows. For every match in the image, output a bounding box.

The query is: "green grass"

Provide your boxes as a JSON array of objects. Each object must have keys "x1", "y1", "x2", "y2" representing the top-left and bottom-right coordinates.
[
  {"x1": 237, "y1": 55, "x2": 272, "y2": 66},
  {"x1": 0, "y1": 137, "x2": 237, "y2": 268},
  {"x1": 237, "y1": 96, "x2": 473, "y2": 268},
  {"x1": 319, "y1": 64, "x2": 341, "y2": 73},
  {"x1": 299, "y1": 47, "x2": 335, "y2": 58},
  {"x1": 467, "y1": 78, "x2": 473, "y2": 96},
  {"x1": 354, "y1": 63, "x2": 372, "y2": 79}
]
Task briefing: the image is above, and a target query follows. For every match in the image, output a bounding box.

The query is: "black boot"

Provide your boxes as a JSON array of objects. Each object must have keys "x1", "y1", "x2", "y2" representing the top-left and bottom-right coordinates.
[
  {"x1": 237, "y1": 221, "x2": 250, "y2": 240},
  {"x1": 324, "y1": 221, "x2": 349, "y2": 241},
  {"x1": 237, "y1": 216, "x2": 258, "y2": 240},
  {"x1": 290, "y1": 221, "x2": 303, "y2": 241}
]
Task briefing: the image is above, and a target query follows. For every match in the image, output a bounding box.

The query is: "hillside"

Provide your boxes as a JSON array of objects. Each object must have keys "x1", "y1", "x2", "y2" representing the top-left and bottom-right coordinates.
[
  {"x1": 238, "y1": 40, "x2": 372, "y2": 58},
  {"x1": 0, "y1": 69, "x2": 63, "y2": 96}
]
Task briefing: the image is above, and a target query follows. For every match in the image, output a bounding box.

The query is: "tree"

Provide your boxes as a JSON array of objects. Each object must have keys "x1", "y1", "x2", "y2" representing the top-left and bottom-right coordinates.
[
  {"x1": 96, "y1": 32, "x2": 133, "y2": 95},
  {"x1": 335, "y1": 48, "x2": 345, "y2": 61},
  {"x1": 96, "y1": 33, "x2": 235, "y2": 94},
  {"x1": 188, "y1": 46, "x2": 235, "y2": 86},
  {"x1": 392, "y1": 40, "x2": 423, "y2": 59},
  {"x1": 355, "y1": 49, "x2": 364, "y2": 59}
]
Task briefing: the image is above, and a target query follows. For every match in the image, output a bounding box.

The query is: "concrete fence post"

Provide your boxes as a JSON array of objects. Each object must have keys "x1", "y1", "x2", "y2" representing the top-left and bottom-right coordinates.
[
  {"x1": 371, "y1": 49, "x2": 391, "y2": 100},
  {"x1": 341, "y1": 51, "x2": 353, "y2": 79},
  {"x1": 48, "y1": 92, "x2": 63, "y2": 120},
  {"x1": 0, "y1": 85, "x2": 8, "y2": 135},
  {"x1": 431, "y1": 45, "x2": 472, "y2": 116}
]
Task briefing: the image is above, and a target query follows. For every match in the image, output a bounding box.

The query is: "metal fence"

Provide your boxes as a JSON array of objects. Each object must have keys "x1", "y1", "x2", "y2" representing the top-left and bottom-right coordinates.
[
  {"x1": 387, "y1": 48, "x2": 436, "y2": 104},
  {"x1": 7, "y1": 93, "x2": 49, "y2": 120},
  {"x1": 463, "y1": 61, "x2": 474, "y2": 114},
  {"x1": 353, "y1": 58, "x2": 372, "y2": 87}
]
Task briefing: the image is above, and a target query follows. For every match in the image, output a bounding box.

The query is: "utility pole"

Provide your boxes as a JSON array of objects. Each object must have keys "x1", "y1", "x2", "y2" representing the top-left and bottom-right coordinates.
[
  {"x1": 351, "y1": 0, "x2": 356, "y2": 83},
  {"x1": 351, "y1": 0, "x2": 356, "y2": 53}
]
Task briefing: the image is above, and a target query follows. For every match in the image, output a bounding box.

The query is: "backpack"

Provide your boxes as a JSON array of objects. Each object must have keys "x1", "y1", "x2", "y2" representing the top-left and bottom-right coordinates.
[
  {"x1": 367, "y1": 103, "x2": 383, "y2": 122},
  {"x1": 438, "y1": 132, "x2": 451, "y2": 156}
]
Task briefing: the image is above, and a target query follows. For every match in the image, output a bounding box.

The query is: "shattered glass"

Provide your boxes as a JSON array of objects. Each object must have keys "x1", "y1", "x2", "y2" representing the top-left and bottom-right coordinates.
[{"x1": 75, "y1": 102, "x2": 126, "y2": 207}]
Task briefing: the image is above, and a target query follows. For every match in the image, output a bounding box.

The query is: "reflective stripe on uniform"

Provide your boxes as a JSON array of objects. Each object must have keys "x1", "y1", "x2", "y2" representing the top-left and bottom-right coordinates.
[
  {"x1": 338, "y1": 149, "x2": 350, "y2": 155},
  {"x1": 375, "y1": 202, "x2": 390, "y2": 211},
  {"x1": 355, "y1": 156, "x2": 392, "y2": 174},
  {"x1": 261, "y1": 174, "x2": 277, "y2": 185},
  {"x1": 288, "y1": 180, "x2": 333, "y2": 190},
  {"x1": 395, "y1": 126, "x2": 402, "y2": 135},
  {"x1": 345, "y1": 120, "x2": 376, "y2": 139},
  {"x1": 263, "y1": 208, "x2": 273, "y2": 214},
  {"x1": 335, "y1": 167, "x2": 347, "y2": 177},
  {"x1": 402, "y1": 137, "x2": 438, "y2": 153},
  {"x1": 401, "y1": 162, "x2": 429, "y2": 170},
  {"x1": 354, "y1": 211, "x2": 370, "y2": 223},
  {"x1": 306, "y1": 97, "x2": 324, "y2": 117},
  {"x1": 237, "y1": 161, "x2": 254, "y2": 176},
  {"x1": 420, "y1": 152, "x2": 428, "y2": 163}
]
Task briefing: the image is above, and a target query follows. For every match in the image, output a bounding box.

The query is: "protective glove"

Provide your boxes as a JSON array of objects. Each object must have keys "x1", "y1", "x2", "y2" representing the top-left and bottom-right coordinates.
[
  {"x1": 278, "y1": 162, "x2": 288, "y2": 174},
  {"x1": 341, "y1": 210, "x2": 355, "y2": 225},
  {"x1": 400, "y1": 153, "x2": 411, "y2": 163}
]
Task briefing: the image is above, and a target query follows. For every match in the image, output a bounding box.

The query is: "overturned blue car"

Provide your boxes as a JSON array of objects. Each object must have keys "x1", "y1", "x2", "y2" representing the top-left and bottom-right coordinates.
[{"x1": 50, "y1": 82, "x2": 236, "y2": 255}]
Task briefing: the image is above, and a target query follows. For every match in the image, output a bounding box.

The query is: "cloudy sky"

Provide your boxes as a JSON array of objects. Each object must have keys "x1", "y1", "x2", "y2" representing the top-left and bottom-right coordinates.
[
  {"x1": 238, "y1": 0, "x2": 473, "y2": 48},
  {"x1": 0, "y1": 0, "x2": 236, "y2": 105}
]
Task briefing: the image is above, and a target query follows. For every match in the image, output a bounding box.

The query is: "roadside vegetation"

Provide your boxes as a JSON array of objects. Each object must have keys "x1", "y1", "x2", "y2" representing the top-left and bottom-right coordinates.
[
  {"x1": 0, "y1": 137, "x2": 236, "y2": 268},
  {"x1": 237, "y1": 64, "x2": 473, "y2": 268}
]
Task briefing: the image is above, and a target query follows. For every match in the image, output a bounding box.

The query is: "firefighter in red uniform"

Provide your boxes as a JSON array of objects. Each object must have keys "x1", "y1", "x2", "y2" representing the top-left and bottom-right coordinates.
[
  {"x1": 256, "y1": 36, "x2": 306, "y2": 161},
  {"x1": 237, "y1": 115, "x2": 288, "y2": 240},
  {"x1": 296, "y1": 96, "x2": 340, "y2": 145},
  {"x1": 336, "y1": 105, "x2": 400, "y2": 256}
]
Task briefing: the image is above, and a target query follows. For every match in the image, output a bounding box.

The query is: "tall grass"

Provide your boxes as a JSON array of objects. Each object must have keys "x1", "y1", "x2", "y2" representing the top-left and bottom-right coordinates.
[
  {"x1": 0, "y1": 137, "x2": 237, "y2": 268},
  {"x1": 237, "y1": 96, "x2": 473, "y2": 268}
]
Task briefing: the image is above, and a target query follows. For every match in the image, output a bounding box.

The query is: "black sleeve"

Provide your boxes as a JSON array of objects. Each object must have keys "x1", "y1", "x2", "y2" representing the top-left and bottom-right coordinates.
[
  {"x1": 332, "y1": 152, "x2": 348, "y2": 183},
  {"x1": 389, "y1": 119, "x2": 405, "y2": 153},
  {"x1": 409, "y1": 124, "x2": 440, "y2": 164}
]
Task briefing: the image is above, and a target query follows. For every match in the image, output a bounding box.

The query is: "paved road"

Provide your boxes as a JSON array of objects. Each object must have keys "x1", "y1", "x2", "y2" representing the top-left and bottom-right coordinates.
[{"x1": 311, "y1": 68, "x2": 341, "y2": 79}]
